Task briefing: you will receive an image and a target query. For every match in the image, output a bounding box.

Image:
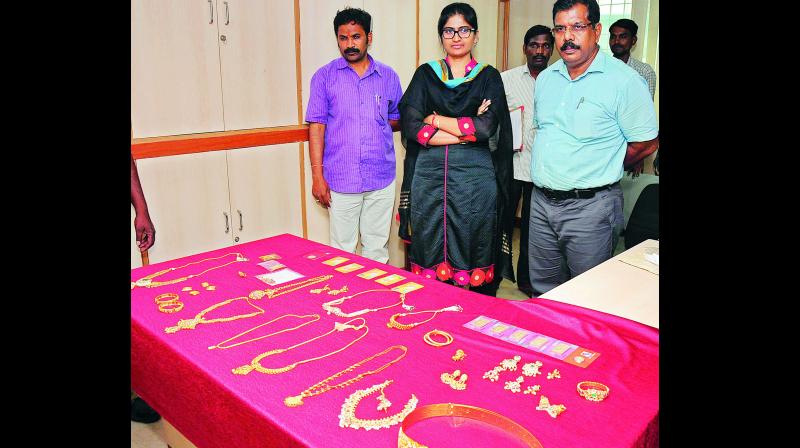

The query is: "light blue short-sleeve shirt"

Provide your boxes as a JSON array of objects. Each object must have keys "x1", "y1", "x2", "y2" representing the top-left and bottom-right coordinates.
[{"x1": 531, "y1": 50, "x2": 658, "y2": 190}]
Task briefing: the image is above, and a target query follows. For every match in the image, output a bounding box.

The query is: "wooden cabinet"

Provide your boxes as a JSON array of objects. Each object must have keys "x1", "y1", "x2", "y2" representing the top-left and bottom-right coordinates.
[
  {"x1": 133, "y1": 145, "x2": 304, "y2": 265},
  {"x1": 131, "y1": 0, "x2": 299, "y2": 138}
]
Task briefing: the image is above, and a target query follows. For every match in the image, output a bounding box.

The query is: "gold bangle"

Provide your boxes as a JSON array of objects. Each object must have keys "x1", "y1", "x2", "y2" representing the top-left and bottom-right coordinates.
[
  {"x1": 576, "y1": 381, "x2": 610, "y2": 402},
  {"x1": 398, "y1": 403, "x2": 543, "y2": 448},
  {"x1": 154, "y1": 292, "x2": 180, "y2": 304},
  {"x1": 158, "y1": 301, "x2": 184, "y2": 314},
  {"x1": 423, "y1": 329, "x2": 453, "y2": 347}
]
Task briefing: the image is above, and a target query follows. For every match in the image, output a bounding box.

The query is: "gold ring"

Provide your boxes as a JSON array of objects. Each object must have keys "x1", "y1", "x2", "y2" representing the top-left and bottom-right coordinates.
[{"x1": 576, "y1": 381, "x2": 610, "y2": 402}]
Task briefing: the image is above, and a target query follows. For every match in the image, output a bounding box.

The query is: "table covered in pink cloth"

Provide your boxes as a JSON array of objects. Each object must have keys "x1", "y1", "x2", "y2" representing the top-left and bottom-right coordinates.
[{"x1": 131, "y1": 234, "x2": 658, "y2": 448}]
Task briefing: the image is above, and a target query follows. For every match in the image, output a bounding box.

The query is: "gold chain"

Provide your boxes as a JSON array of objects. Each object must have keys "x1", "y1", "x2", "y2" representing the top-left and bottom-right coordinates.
[
  {"x1": 321, "y1": 289, "x2": 414, "y2": 318},
  {"x1": 164, "y1": 296, "x2": 264, "y2": 334},
  {"x1": 387, "y1": 305, "x2": 463, "y2": 330},
  {"x1": 132, "y1": 252, "x2": 248, "y2": 289},
  {"x1": 232, "y1": 317, "x2": 369, "y2": 376},
  {"x1": 248, "y1": 275, "x2": 333, "y2": 300},
  {"x1": 208, "y1": 313, "x2": 321, "y2": 350},
  {"x1": 284, "y1": 345, "x2": 408, "y2": 407}
]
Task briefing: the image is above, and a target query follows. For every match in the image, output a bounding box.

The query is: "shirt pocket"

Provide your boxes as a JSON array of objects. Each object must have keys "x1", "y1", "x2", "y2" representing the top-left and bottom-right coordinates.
[
  {"x1": 375, "y1": 97, "x2": 389, "y2": 126},
  {"x1": 572, "y1": 97, "x2": 604, "y2": 140}
]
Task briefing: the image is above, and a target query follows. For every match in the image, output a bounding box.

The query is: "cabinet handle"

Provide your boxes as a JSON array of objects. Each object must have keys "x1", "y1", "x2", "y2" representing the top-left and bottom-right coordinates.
[
  {"x1": 224, "y1": 1, "x2": 230, "y2": 25},
  {"x1": 223, "y1": 212, "x2": 230, "y2": 234},
  {"x1": 237, "y1": 209, "x2": 243, "y2": 231},
  {"x1": 208, "y1": 0, "x2": 214, "y2": 24}
]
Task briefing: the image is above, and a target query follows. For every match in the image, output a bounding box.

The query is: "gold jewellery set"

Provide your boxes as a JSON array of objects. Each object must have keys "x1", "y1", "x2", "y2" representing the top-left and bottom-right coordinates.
[
  {"x1": 232, "y1": 317, "x2": 369, "y2": 375},
  {"x1": 321, "y1": 289, "x2": 414, "y2": 318},
  {"x1": 132, "y1": 252, "x2": 249, "y2": 289},
  {"x1": 164, "y1": 275, "x2": 332, "y2": 334},
  {"x1": 284, "y1": 345, "x2": 408, "y2": 407}
]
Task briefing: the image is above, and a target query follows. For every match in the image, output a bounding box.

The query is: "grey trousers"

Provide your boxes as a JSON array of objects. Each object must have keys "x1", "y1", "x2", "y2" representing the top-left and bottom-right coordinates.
[{"x1": 527, "y1": 183, "x2": 624, "y2": 296}]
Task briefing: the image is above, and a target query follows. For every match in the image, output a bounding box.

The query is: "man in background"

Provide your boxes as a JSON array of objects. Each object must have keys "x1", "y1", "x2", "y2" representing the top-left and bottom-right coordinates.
[
  {"x1": 609, "y1": 18, "x2": 656, "y2": 99},
  {"x1": 499, "y1": 25, "x2": 554, "y2": 297},
  {"x1": 305, "y1": 7, "x2": 403, "y2": 263}
]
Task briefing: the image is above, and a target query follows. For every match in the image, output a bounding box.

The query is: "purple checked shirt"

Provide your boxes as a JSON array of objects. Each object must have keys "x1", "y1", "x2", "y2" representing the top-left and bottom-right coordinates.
[{"x1": 305, "y1": 54, "x2": 402, "y2": 194}]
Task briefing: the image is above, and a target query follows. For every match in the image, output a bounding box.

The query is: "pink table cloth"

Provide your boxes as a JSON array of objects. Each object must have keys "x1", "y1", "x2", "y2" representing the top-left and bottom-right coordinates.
[{"x1": 131, "y1": 234, "x2": 658, "y2": 448}]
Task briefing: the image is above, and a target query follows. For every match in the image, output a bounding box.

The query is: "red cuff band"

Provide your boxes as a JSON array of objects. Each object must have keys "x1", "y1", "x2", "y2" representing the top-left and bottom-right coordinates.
[
  {"x1": 417, "y1": 124, "x2": 437, "y2": 146},
  {"x1": 457, "y1": 117, "x2": 476, "y2": 136}
]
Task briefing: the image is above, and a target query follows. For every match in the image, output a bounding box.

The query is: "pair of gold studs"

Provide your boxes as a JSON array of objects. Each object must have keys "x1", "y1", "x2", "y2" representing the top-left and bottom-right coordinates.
[{"x1": 440, "y1": 369, "x2": 468, "y2": 390}]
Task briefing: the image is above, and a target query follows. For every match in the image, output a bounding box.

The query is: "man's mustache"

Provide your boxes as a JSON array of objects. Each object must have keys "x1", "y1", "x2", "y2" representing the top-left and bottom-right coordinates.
[
  {"x1": 344, "y1": 48, "x2": 360, "y2": 55},
  {"x1": 561, "y1": 41, "x2": 580, "y2": 51}
]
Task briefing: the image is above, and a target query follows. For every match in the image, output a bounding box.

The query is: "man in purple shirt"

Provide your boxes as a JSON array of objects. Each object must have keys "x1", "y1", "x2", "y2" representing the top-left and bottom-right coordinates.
[{"x1": 306, "y1": 7, "x2": 403, "y2": 263}]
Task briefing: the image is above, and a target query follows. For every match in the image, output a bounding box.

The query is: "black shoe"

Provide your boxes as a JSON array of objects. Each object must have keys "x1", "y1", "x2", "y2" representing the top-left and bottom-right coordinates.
[{"x1": 131, "y1": 397, "x2": 161, "y2": 424}]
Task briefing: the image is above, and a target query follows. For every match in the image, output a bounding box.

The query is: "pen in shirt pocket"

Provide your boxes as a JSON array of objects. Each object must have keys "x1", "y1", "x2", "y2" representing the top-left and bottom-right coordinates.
[{"x1": 576, "y1": 97, "x2": 585, "y2": 109}]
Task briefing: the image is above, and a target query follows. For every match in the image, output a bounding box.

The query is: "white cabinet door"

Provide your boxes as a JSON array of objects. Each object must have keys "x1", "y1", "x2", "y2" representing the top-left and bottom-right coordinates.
[
  {"x1": 135, "y1": 152, "x2": 233, "y2": 263},
  {"x1": 226, "y1": 144, "x2": 304, "y2": 244},
  {"x1": 131, "y1": 0, "x2": 224, "y2": 137},
  {"x1": 218, "y1": 0, "x2": 299, "y2": 130}
]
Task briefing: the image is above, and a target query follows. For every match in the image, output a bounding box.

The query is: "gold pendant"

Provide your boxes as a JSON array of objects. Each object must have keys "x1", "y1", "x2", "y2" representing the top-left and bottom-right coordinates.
[
  {"x1": 135, "y1": 278, "x2": 152, "y2": 287},
  {"x1": 284, "y1": 395, "x2": 304, "y2": 407}
]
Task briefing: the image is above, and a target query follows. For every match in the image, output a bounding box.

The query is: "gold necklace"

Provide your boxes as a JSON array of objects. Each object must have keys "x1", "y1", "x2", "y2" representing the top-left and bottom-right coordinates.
[
  {"x1": 338, "y1": 379, "x2": 418, "y2": 430},
  {"x1": 387, "y1": 305, "x2": 463, "y2": 330},
  {"x1": 321, "y1": 289, "x2": 415, "y2": 318},
  {"x1": 164, "y1": 296, "x2": 264, "y2": 334},
  {"x1": 208, "y1": 313, "x2": 321, "y2": 350},
  {"x1": 232, "y1": 317, "x2": 369, "y2": 375},
  {"x1": 132, "y1": 252, "x2": 248, "y2": 289},
  {"x1": 284, "y1": 345, "x2": 408, "y2": 407},
  {"x1": 248, "y1": 275, "x2": 333, "y2": 300}
]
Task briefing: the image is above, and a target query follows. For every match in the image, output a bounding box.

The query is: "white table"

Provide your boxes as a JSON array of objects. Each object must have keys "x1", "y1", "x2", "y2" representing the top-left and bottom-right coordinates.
[{"x1": 540, "y1": 239, "x2": 659, "y2": 328}]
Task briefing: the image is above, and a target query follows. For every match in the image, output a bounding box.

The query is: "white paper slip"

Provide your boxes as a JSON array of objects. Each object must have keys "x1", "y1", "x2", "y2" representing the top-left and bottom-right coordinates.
[
  {"x1": 509, "y1": 106, "x2": 524, "y2": 151},
  {"x1": 255, "y1": 269, "x2": 304, "y2": 286}
]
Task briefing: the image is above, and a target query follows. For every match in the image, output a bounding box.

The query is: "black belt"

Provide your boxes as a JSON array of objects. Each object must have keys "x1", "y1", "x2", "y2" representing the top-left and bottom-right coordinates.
[{"x1": 536, "y1": 182, "x2": 618, "y2": 200}]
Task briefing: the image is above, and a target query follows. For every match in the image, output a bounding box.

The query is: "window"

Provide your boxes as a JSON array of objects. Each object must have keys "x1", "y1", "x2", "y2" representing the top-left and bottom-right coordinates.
[{"x1": 598, "y1": 0, "x2": 633, "y2": 57}]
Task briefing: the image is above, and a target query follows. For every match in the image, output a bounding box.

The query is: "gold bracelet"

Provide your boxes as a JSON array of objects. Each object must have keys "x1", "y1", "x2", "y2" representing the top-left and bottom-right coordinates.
[
  {"x1": 154, "y1": 292, "x2": 180, "y2": 304},
  {"x1": 398, "y1": 403, "x2": 543, "y2": 448},
  {"x1": 576, "y1": 381, "x2": 610, "y2": 402},
  {"x1": 158, "y1": 301, "x2": 184, "y2": 314},
  {"x1": 423, "y1": 329, "x2": 453, "y2": 347}
]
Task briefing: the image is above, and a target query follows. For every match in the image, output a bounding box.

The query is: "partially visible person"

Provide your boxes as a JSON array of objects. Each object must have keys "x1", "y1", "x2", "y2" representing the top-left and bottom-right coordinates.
[
  {"x1": 130, "y1": 149, "x2": 159, "y2": 424},
  {"x1": 305, "y1": 7, "x2": 403, "y2": 263},
  {"x1": 527, "y1": 0, "x2": 659, "y2": 296},
  {"x1": 131, "y1": 152, "x2": 155, "y2": 252},
  {"x1": 499, "y1": 24, "x2": 554, "y2": 297},
  {"x1": 609, "y1": 18, "x2": 656, "y2": 99},
  {"x1": 399, "y1": 2, "x2": 516, "y2": 296}
]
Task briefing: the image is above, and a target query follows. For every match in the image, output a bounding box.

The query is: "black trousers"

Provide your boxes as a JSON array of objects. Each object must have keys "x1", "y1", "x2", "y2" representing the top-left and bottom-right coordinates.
[{"x1": 511, "y1": 179, "x2": 533, "y2": 292}]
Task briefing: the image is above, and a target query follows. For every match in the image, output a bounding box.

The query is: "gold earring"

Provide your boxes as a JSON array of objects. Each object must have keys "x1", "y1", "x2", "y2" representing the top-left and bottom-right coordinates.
[
  {"x1": 452, "y1": 349, "x2": 466, "y2": 361},
  {"x1": 504, "y1": 375, "x2": 525, "y2": 393},
  {"x1": 546, "y1": 369, "x2": 561, "y2": 380},
  {"x1": 310, "y1": 284, "x2": 330, "y2": 294},
  {"x1": 522, "y1": 361, "x2": 543, "y2": 377},
  {"x1": 523, "y1": 385, "x2": 542, "y2": 396},
  {"x1": 440, "y1": 369, "x2": 467, "y2": 390},
  {"x1": 328, "y1": 285, "x2": 349, "y2": 295}
]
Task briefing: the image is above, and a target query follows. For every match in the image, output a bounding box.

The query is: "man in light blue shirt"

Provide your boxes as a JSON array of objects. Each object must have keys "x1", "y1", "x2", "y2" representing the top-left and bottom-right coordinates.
[{"x1": 528, "y1": 0, "x2": 659, "y2": 296}]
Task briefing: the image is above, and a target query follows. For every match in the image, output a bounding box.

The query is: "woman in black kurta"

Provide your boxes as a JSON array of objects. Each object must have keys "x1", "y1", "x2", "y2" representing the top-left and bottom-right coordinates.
[{"x1": 398, "y1": 3, "x2": 514, "y2": 296}]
